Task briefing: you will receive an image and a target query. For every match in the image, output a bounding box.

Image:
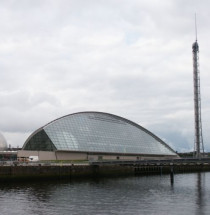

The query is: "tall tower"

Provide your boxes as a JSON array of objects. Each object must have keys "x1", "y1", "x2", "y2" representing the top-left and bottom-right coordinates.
[{"x1": 192, "y1": 15, "x2": 204, "y2": 158}]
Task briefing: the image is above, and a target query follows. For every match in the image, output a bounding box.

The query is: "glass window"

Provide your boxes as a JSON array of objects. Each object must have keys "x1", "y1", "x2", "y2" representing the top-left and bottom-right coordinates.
[
  {"x1": 24, "y1": 112, "x2": 176, "y2": 156},
  {"x1": 24, "y1": 129, "x2": 56, "y2": 151}
]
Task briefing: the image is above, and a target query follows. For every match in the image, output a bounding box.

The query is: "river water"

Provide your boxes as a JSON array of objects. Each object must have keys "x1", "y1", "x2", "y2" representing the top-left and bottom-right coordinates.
[{"x1": 0, "y1": 172, "x2": 209, "y2": 215}]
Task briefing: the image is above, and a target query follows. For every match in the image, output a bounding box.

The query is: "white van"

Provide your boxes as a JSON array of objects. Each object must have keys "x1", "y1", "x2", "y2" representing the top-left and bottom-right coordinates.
[{"x1": 29, "y1": 156, "x2": 39, "y2": 162}]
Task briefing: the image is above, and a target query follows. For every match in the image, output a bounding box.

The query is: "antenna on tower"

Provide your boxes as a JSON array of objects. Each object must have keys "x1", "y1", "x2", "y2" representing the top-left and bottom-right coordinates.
[{"x1": 195, "y1": 13, "x2": 198, "y2": 41}]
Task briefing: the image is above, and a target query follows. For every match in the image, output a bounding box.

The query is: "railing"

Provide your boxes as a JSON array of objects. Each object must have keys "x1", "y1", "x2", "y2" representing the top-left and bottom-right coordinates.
[
  {"x1": 89, "y1": 158, "x2": 210, "y2": 166},
  {"x1": 1, "y1": 158, "x2": 210, "y2": 167}
]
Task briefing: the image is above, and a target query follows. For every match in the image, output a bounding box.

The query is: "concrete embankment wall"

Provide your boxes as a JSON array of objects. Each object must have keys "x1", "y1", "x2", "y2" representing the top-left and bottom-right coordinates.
[
  {"x1": 0, "y1": 165, "x2": 135, "y2": 181},
  {"x1": 0, "y1": 163, "x2": 210, "y2": 181},
  {"x1": 134, "y1": 164, "x2": 210, "y2": 174}
]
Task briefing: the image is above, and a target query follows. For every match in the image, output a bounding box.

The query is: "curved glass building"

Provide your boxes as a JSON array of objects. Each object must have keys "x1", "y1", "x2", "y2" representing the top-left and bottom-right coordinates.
[{"x1": 19, "y1": 112, "x2": 178, "y2": 161}]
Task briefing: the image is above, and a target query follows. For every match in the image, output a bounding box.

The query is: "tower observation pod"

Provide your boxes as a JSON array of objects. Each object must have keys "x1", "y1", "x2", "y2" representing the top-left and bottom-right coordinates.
[{"x1": 192, "y1": 36, "x2": 204, "y2": 158}]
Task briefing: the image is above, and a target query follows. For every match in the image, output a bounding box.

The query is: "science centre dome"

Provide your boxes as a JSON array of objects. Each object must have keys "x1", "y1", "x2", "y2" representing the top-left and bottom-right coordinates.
[
  {"x1": 0, "y1": 132, "x2": 8, "y2": 151},
  {"x1": 22, "y1": 112, "x2": 177, "y2": 157}
]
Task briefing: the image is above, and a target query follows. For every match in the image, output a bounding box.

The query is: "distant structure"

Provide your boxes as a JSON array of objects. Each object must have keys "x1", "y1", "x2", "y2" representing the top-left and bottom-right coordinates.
[
  {"x1": 18, "y1": 112, "x2": 179, "y2": 161},
  {"x1": 0, "y1": 132, "x2": 7, "y2": 151},
  {"x1": 192, "y1": 15, "x2": 204, "y2": 158}
]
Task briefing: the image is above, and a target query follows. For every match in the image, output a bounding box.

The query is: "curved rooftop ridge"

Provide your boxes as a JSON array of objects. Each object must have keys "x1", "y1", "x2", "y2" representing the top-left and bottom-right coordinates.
[{"x1": 24, "y1": 111, "x2": 176, "y2": 154}]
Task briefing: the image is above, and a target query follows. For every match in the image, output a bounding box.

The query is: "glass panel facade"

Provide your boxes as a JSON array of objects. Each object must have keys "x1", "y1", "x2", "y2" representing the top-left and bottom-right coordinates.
[
  {"x1": 39, "y1": 112, "x2": 176, "y2": 155},
  {"x1": 24, "y1": 129, "x2": 56, "y2": 151}
]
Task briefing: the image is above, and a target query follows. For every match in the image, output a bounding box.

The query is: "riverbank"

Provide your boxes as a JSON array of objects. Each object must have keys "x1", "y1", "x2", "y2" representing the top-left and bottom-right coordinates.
[{"x1": 0, "y1": 161, "x2": 210, "y2": 181}]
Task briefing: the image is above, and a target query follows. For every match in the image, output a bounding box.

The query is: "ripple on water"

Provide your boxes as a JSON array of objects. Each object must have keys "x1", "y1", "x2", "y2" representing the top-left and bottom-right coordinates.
[{"x1": 0, "y1": 173, "x2": 210, "y2": 215}]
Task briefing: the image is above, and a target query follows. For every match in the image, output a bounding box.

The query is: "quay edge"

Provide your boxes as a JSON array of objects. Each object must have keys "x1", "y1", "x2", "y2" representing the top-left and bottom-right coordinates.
[{"x1": 0, "y1": 161, "x2": 210, "y2": 181}]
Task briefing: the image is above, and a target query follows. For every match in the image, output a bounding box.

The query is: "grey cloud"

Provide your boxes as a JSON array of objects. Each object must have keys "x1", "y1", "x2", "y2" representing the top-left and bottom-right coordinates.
[{"x1": 0, "y1": 0, "x2": 210, "y2": 151}]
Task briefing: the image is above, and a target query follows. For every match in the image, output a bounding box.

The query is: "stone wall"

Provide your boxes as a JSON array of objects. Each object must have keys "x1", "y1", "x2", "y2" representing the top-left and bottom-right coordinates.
[{"x1": 0, "y1": 163, "x2": 210, "y2": 181}]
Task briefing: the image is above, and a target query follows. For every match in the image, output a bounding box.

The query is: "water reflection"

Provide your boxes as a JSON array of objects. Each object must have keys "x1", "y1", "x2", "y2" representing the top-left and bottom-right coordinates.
[
  {"x1": 196, "y1": 172, "x2": 205, "y2": 215},
  {"x1": 0, "y1": 173, "x2": 209, "y2": 215}
]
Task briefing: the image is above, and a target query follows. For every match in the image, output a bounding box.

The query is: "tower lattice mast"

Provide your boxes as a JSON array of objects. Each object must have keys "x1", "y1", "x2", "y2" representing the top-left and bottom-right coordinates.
[{"x1": 192, "y1": 14, "x2": 204, "y2": 158}]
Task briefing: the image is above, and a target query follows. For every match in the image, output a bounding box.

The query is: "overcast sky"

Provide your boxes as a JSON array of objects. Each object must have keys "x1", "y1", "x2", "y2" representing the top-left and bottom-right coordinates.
[{"x1": 0, "y1": 0, "x2": 209, "y2": 152}]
